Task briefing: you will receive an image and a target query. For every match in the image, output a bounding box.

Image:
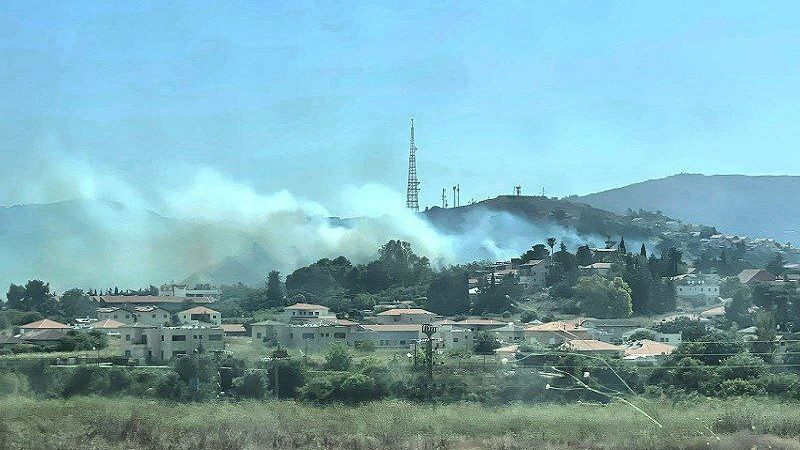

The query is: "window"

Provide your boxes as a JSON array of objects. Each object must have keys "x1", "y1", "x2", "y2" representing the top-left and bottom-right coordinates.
[
  {"x1": 334, "y1": 332, "x2": 346, "y2": 339},
  {"x1": 113, "y1": 315, "x2": 117, "y2": 319},
  {"x1": 172, "y1": 335, "x2": 186, "y2": 341},
  {"x1": 453, "y1": 338, "x2": 459, "y2": 343},
  {"x1": 152, "y1": 314, "x2": 156, "y2": 318},
  {"x1": 400, "y1": 340, "x2": 406, "y2": 345},
  {"x1": 172, "y1": 351, "x2": 186, "y2": 357},
  {"x1": 209, "y1": 334, "x2": 222, "y2": 341},
  {"x1": 161, "y1": 336, "x2": 164, "y2": 341},
  {"x1": 125, "y1": 334, "x2": 130, "y2": 341},
  {"x1": 257, "y1": 333, "x2": 262, "y2": 339},
  {"x1": 302, "y1": 333, "x2": 315, "y2": 339}
]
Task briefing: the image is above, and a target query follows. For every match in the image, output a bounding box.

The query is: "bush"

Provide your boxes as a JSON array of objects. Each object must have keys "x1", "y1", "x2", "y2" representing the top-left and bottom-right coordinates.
[
  {"x1": 236, "y1": 371, "x2": 268, "y2": 399},
  {"x1": 12, "y1": 344, "x2": 42, "y2": 354},
  {"x1": 354, "y1": 340, "x2": 376, "y2": 352},
  {"x1": 267, "y1": 359, "x2": 305, "y2": 398},
  {"x1": 324, "y1": 342, "x2": 352, "y2": 371},
  {"x1": 519, "y1": 311, "x2": 538, "y2": 323},
  {"x1": 0, "y1": 372, "x2": 29, "y2": 396},
  {"x1": 63, "y1": 366, "x2": 110, "y2": 397}
]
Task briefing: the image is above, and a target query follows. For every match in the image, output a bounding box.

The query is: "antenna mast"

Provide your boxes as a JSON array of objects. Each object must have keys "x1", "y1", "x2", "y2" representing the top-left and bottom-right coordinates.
[{"x1": 406, "y1": 119, "x2": 420, "y2": 211}]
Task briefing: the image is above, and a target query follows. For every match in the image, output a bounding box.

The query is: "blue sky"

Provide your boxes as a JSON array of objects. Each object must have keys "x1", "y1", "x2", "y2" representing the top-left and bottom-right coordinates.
[{"x1": 2, "y1": 1, "x2": 800, "y2": 215}]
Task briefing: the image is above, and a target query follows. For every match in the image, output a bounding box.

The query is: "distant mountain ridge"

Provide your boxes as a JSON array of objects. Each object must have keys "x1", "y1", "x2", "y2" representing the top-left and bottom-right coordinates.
[{"x1": 577, "y1": 174, "x2": 800, "y2": 244}]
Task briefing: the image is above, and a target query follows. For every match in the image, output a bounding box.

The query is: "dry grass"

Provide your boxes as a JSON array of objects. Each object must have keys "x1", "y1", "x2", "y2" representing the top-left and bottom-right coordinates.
[{"x1": 2, "y1": 396, "x2": 800, "y2": 449}]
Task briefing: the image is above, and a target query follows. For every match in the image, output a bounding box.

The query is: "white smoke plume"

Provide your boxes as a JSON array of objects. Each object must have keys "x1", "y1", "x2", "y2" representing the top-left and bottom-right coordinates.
[{"x1": 0, "y1": 153, "x2": 603, "y2": 291}]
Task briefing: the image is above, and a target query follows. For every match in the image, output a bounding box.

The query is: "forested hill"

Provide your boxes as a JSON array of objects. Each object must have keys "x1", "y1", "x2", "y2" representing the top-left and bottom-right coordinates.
[
  {"x1": 576, "y1": 174, "x2": 800, "y2": 244},
  {"x1": 422, "y1": 194, "x2": 678, "y2": 243}
]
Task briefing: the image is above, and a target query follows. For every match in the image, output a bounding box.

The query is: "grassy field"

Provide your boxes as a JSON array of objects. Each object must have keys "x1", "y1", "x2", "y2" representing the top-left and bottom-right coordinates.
[{"x1": 2, "y1": 396, "x2": 800, "y2": 449}]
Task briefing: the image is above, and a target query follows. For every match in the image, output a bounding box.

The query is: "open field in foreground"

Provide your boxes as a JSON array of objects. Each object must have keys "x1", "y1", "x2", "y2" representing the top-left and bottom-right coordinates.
[{"x1": 2, "y1": 396, "x2": 800, "y2": 449}]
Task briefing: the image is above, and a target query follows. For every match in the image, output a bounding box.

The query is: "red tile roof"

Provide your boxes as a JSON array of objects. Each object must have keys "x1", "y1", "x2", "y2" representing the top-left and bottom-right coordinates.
[
  {"x1": 377, "y1": 308, "x2": 436, "y2": 316},
  {"x1": 285, "y1": 303, "x2": 327, "y2": 310},
  {"x1": 93, "y1": 295, "x2": 214, "y2": 304},
  {"x1": 21, "y1": 319, "x2": 70, "y2": 330}
]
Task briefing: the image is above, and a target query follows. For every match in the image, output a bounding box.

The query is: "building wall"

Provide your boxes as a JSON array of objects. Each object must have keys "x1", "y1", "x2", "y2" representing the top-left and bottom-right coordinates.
[
  {"x1": 120, "y1": 326, "x2": 224, "y2": 364},
  {"x1": 98, "y1": 308, "x2": 170, "y2": 326},
  {"x1": 178, "y1": 311, "x2": 221, "y2": 325},
  {"x1": 283, "y1": 307, "x2": 334, "y2": 322},
  {"x1": 375, "y1": 314, "x2": 436, "y2": 325}
]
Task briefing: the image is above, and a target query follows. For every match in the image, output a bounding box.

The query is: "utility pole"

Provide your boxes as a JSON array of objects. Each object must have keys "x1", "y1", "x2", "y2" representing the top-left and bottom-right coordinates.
[
  {"x1": 457, "y1": 184, "x2": 460, "y2": 207},
  {"x1": 421, "y1": 324, "x2": 437, "y2": 383},
  {"x1": 452, "y1": 186, "x2": 457, "y2": 209},
  {"x1": 441, "y1": 188, "x2": 447, "y2": 208}
]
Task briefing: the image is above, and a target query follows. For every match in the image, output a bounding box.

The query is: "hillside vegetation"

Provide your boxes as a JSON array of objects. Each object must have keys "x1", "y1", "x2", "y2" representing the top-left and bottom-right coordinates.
[{"x1": 578, "y1": 174, "x2": 800, "y2": 244}]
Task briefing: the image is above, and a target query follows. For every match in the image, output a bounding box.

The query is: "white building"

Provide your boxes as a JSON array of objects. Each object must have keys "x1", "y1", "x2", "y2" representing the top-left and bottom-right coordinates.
[
  {"x1": 517, "y1": 259, "x2": 548, "y2": 287},
  {"x1": 282, "y1": 303, "x2": 336, "y2": 322},
  {"x1": 159, "y1": 283, "x2": 220, "y2": 299},
  {"x1": 97, "y1": 306, "x2": 172, "y2": 326},
  {"x1": 178, "y1": 306, "x2": 221, "y2": 326},
  {"x1": 119, "y1": 324, "x2": 225, "y2": 364},
  {"x1": 375, "y1": 308, "x2": 439, "y2": 325},
  {"x1": 674, "y1": 274, "x2": 720, "y2": 305}
]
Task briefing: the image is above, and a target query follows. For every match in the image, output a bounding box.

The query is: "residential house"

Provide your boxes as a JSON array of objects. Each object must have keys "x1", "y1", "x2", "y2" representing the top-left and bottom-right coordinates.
[
  {"x1": 97, "y1": 306, "x2": 172, "y2": 326},
  {"x1": 623, "y1": 339, "x2": 675, "y2": 362},
  {"x1": 282, "y1": 303, "x2": 336, "y2": 322},
  {"x1": 90, "y1": 318, "x2": 125, "y2": 334},
  {"x1": 119, "y1": 324, "x2": 225, "y2": 364},
  {"x1": 19, "y1": 319, "x2": 71, "y2": 336},
  {"x1": 737, "y1": 269, "x2": 776, "y2": 285},
  {"x1": 621, "y1": 328, "x2": 682, "y2": 346},
  {"x1": 159, "y1": 283, "x2": 220, "y2": 299},
  {"x1": 432, "y1": 325, "x2": 474, "y2": 351},
  {"x1": 525, "y1": 321, "x2": 592, "y2": 346},
  {"x1": 674, "y1": 274, "x2": 721, "y2": 306},
  {"x1": 178, "y1": 306, "x2": 221, "y2": 325},
  {"x1": 360, "y1": 324, "x2": 422, "y2": 348},
  {"x1": 488, "y1": 322, "x2": 528, "y2": 344},
  {"x1": 93, "y1": 295, "x2": 215, "y2": 312},
  {"x1": 220, "y1": 324, "x2": 248, "y2": 337},
  {"x1": 1, "y1": 329, "x2": 69, "y2": 351},
  {"x1": 451, "y1": 318, "x2": 507, "y2": 332},
  {"x1": 578, "y1": 262, "x2": 613, "y2": 277},
  {"x1": 375, "y1": 308, "x2": 439, "y2": 325},
  {"x1": 250, "y1": 320, "x2": 286, "y2": 346},
  {"x1": 517, "y1": 259, "x2": 548, "y2": 287},
  {"x1": 560, "y1": 339, "x2": 624, "y2": 357},
  {"x1": 581, "y1": 318, "x2": 652, "y2": 343}
]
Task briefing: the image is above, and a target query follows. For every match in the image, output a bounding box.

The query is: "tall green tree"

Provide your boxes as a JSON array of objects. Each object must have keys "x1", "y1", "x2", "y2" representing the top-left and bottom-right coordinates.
[
  {"x1": 576, "y1": 245, "x2": 593, "y2": 266},
  {"x1": 574, "y1": 275, "x2": 633, "y2": 319},
  {"x1": 546, "y1": 237, "x2": 556, "y2": 259},
  {"x1": 618, "y1": 236, "x2": 626, "y2": 254},
  {"x1": 265, "y1": 270, "x2": 285, "y2": 307},
  {"x1": 59, "y1": 288, "x2": 97, "y2": 319},
  {"x1": 426, "y1": 267, "x2": 469, "y2": 316}
]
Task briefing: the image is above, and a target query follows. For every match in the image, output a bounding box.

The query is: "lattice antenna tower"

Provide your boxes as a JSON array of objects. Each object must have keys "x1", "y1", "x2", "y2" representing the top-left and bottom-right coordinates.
[{"x1": 406, "y1": 118, "x2": 420, "y2": 211}]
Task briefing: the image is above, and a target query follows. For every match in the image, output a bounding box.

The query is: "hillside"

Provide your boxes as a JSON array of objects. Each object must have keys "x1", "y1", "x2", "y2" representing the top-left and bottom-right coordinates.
[
  {"x1": 577, "y1": 174, "x2": 800, "y2": 244},
  {"x1": 3, "y1": 191, "x2": 797, "y2": 291}
]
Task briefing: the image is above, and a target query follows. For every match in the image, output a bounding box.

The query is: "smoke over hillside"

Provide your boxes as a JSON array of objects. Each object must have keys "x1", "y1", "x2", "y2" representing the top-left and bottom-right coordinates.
[{"x1": 0, "y1": 155, "x2": 604, "y2": 291}]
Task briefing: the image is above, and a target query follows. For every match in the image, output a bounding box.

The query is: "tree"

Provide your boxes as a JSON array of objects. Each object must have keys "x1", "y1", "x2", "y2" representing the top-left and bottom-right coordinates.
[
  {"x1": 576, "y1": 245, "x2": 593, "y2": 267},
  {"x1": 546, "y1": 238, "x2": 556, "y2": 260},
  {"x1": 265, "y1": 271, "x2": 285, "y2": 307},
  {"x1": 640, "y1": 244, "x2": 647, "y2": 258},
  {"x1": 724, "y1": 280, "x2": 753, "y2": 327},
  {"x1": 574, "y1": 275, "x2": 632, "y2": 319},
  {"x1": 426, "y1": 267, "x2": 469, "y2": 316},
  {"x1": 520, "y1": 244, "x2": 550, "y2": 263},
  {"x1": 59, "y1": 288, "x2": 96, "y2": 319},
  {"x1": 324, "y1": 341, "x2": 352, "y2": 371},
  {"x1": 751, "y1": 312, "x2": 777, "y2": 363},
  {"x1": 618, "y1": 236, "x2": 626, "y2": 254},
  {"x1": 5, "y1": 284, "x2": 25, "y2": 310},
  {"x1": 474, "y1": 332, "x2": 501, "y2": 355},
  {"x1": 766, "y1": 254, "x2": 787, "y2": 277}
]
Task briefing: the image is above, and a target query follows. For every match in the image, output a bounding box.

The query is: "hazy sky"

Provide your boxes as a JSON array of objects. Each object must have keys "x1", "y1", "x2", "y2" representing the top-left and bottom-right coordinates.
[{"x1": 3, "y1": 1, "x2": 800, "y2": 215}]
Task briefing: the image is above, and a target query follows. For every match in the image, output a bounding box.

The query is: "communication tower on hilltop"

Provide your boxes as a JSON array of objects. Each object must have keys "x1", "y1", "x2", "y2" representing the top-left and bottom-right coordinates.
[{"x1": 406, "y1": 119, "x2": 420, "y2": 211}]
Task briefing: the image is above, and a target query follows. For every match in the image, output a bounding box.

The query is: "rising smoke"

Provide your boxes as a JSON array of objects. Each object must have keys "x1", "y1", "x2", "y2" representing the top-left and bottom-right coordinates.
[{"x1": 0, "y1": 153, "x2": 604, "y2": 291}]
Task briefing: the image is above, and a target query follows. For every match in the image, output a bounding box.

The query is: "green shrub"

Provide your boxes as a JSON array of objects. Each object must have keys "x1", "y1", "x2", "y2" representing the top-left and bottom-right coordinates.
[
  {"x1": 324, "y1": 342, "x2": 352, "y2": 371},
  {"x1": 236, "y1": 371, "x2": 268, "y2": 399},
  {"x1": 353, "y1": 340, "x2": 376, "y2": 352}
]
